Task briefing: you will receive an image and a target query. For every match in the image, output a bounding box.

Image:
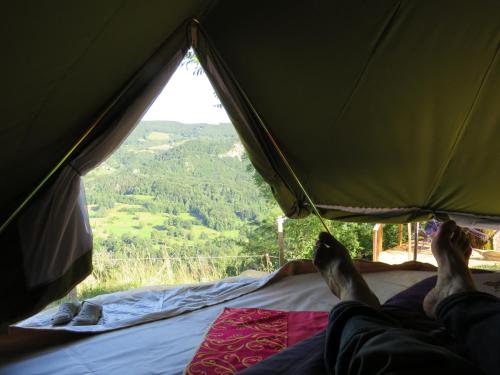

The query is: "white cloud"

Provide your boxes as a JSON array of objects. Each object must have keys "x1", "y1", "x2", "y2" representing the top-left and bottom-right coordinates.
[{"x1": 142, "y1": 66, "x2": 230, "y2": 124}]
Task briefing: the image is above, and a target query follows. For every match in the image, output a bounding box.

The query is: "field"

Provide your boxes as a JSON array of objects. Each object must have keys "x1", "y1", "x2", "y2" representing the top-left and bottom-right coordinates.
[{"x1": 77, "y1": 247, "x2": 271, "y2": 299}]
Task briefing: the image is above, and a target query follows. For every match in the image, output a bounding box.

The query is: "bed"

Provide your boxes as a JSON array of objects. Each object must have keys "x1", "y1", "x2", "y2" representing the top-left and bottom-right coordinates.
[{"x1": 1, "y1": 261, "x2": 499, "y2": 375}]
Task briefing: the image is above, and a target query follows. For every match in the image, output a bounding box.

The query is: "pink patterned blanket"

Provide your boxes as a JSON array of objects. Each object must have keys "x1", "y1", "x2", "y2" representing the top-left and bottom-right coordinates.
[{"x1": 185, "y1": 307, "x2": 328, "y2": 375}]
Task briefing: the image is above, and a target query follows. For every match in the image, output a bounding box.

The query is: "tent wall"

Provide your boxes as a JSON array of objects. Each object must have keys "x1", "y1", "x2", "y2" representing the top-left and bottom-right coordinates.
[
  {"x1": 0, "y1": 0, "x2": 206, "y2": 230},
  {"x1": 198, "y1": 0, "x2": 500, "y2": 224},
  {"x1": 1, "y1": 0, "x2": 500, "y2": 326},
  {"x1": 0, "y1": 15, "x2": 193, "y2": 329},
  {"x1": 192, "y1": 24, "x2": 309, "y2": 219}
]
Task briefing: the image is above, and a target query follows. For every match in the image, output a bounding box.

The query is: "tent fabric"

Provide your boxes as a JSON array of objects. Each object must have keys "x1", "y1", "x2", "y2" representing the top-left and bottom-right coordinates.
[
  {"x1": 0, "y1": 0, "x2": 207, "y2": 229},
  {"x1": 198, "y1": 0, "x2": 500, "y2": 224},
  {"x1": 0, "y1": 19, "x2": 190, "y2": 328},
  {"x1": 1, "y1": 0, "x2": 500, "y2": 326},
  {"x1": 18, "y1": 30, "x2": 187, "y2": 289},
  {"x1": 18, "y1": 171, "x2": 92, "y2": 288},
  {"x1": 3, "y1": 0, "x2": 499, "y2": 230},
  {"x1": 192, "y1": 23, "x2": 308, "y2": 219}
]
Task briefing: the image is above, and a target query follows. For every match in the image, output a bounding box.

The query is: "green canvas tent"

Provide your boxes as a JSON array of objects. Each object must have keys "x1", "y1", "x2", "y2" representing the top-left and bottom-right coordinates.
[{"x1": 1, "y1": 0, "x2": 499, "y2": 327}]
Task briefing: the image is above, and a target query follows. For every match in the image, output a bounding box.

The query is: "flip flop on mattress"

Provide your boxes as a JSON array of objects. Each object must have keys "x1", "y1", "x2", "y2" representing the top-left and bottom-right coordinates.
[
  {"x1": 71, "y1": 301, "x2": 103, "y2": 326},
  {"x1": 51, "y1": 302, "x2": 81, "y2": 326}
]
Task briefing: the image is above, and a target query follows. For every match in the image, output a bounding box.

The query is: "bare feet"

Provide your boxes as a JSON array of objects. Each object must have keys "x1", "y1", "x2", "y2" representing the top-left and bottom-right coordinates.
[
  {"x1": 423, "y1": 220, "x2": 476, "y2": 318},
  {"x1": 313, "y1": 232, "x2": 380, "y2": 308}
]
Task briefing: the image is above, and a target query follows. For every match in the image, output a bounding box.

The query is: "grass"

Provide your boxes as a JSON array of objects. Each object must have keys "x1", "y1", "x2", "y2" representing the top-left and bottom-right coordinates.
[
  {"x1": 89, "y1": 204, "x2": 237, "y2": 244},
  {"x1": 128, "y1": 194, "x2": 154, "y2": 201},
  {"x1": 473, "y1": 263, "x2": 500, "y2": 272},
  {"x1": 62, "y1": 201, "x2": 261, "y2": 302},
  {"x1": 89, "y1": 204, "x2": 169, "y2": 238},
  {"x1": 74, "y1": 247, "x2": 270, "y2": 300},
  {"x1": 178, "y1": 212, "x2": 195, "y2": 221},
  {"x1": 146, "y1": 131, "x2": 170, "y2": 141},
  {"x1": 191, "y1": 225, "x2": 219, "y2": 238},
  {"x1": 222, "y1": 229, "x2": 240, "y2": 239}
]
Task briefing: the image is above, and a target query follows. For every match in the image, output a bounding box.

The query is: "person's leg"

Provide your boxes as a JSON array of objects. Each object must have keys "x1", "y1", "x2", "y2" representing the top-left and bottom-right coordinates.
[
  {"x1": 314, "y1": 232, "x2": 482, "y2": 375},
  {"x1": 423, "y1": 220, "x2": 500, "y2": 375},
  {"x1": 325, "y1": 302, "x2": 480, "y2": 375},
  {"x1": 313, "y1": 231, "x2": 380, "y2": 308}
]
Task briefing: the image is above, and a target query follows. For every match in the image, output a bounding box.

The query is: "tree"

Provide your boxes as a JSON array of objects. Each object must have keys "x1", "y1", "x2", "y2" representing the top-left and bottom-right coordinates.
[{"x1": 243, "y1": 163, "x2": 375, "y2": 260}]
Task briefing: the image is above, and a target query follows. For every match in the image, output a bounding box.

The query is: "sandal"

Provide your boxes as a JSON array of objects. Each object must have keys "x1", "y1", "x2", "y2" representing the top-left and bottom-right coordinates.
[
  {"x1": 51, "y1": 301, "x2": 81, "y2": 326},
  {"x1": 71, "y1": 301, "x2": 102, "y2": 326}
]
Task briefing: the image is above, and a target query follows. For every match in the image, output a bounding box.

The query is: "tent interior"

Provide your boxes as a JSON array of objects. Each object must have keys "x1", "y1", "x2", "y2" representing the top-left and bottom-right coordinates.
[{"x1": 1, "y1": 0, "x2": 500, "y2": 373}]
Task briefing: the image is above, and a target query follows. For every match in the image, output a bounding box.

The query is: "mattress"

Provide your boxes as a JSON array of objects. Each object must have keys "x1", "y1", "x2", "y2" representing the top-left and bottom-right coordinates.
[{"x1": 1, "y1": 266, "x2": 498, "y2": 375}]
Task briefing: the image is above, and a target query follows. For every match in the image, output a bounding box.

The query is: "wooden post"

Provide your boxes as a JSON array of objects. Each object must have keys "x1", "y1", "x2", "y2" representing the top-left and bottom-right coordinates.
[
  {"x1": 407, "y1": 223, "x2": 413, "y2": 261},
  {"x1": 277, "y1": 216, "x2": 286, "y2": 267},
  {"x1": 163, "y1": 245, "x2": 174, "y2": 282},
  {"x1": 68, "y1": 287, "x2": 78, "y2": 301},
  {"x1": 413, "y1": 222, "x2": 419, "y2": 261},
  {"x1": 265, "y1": 253, "x2": 272, "y2": 272},
  {"x1": 398, "y1": 224, "x2": 403, "y2": 247},
  {"x1": 378, "y1": 225, "x2": 383, "y2": 256},
  {"x1": 372, "y1": 224, "x2": 383, "y2": 261}
]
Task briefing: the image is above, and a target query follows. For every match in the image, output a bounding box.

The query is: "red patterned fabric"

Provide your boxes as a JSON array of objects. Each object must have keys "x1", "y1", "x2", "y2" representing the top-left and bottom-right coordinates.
[{"x1": 185, "y1": 307, "x2": 328, "y2": 375}]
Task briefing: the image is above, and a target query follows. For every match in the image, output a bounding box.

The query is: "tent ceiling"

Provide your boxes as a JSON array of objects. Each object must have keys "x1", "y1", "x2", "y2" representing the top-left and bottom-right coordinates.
[
  {"x1": 201, "y1": 0, "x2": 500, "y2": 222},
  {"x1": 0, "y1": 0, "x2": 206, "y2": 226},
  {"x1": 1, "y1": 0, "x2": 500, "y2": 226}
]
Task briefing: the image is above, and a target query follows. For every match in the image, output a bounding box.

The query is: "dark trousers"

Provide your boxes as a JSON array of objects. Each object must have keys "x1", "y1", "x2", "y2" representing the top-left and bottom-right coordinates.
[{"x1": 325, "y1": 292, "x2": 500, "y2": 375}]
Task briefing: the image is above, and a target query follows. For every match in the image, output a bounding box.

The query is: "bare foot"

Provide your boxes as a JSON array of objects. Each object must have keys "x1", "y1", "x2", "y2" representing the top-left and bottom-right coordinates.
[
  {"x1": 313, "y1": 232, "x2": 380, "y2": 308},
  {"x1": 423, "y1": 220, "x2": 476, "y2": 318}
]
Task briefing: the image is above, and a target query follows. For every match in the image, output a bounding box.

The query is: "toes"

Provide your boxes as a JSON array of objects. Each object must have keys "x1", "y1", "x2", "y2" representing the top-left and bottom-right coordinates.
[
  {"x1": 313, "y1": 239, "x2": 331, "y2": 268},
  {"x1": 458, "y1": 232, "x2": 472, "y2": 261},
  {"x1": 314, "y1": 232, "x2": 343, "y2": 269},
  {"x1": 439, "y1": 220, "x2": 457, "y2": 238},
  {"x1": 456, "y1": 229, "x2": 469, "y2": 248},
  {"x1": 436, "y1": 220, "x2": 457, "y2": 246},
  {"x1": 451, "y1": 227, "x2": 463, "y2": 243},
  {"x1": 451, "y1": 227, "x2": 471, "y2": 254},
  {"x1": 318, "y1": 231, "x2": 335, "y2": 244},
  {"x1": 464, "y1": 245, "x2": 472, "y2": 263}
]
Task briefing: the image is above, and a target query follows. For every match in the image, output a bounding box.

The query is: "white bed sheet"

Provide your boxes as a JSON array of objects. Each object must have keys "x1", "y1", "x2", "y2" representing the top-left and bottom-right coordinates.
[
  {"x1": 3, "y1": 270, "x2": 499, "y2": 375},
  {"x1": 0, "y1": 270, "x2": 438, "y2": 374}
]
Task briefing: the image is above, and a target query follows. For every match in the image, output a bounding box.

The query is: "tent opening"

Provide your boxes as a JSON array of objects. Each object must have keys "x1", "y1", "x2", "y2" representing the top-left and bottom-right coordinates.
[
  {"x1": 49, "y1": 49, "x2": 500, "y2": 305},
  {"x1": 62, "y1": 50, "x2": 269, "y2": 301}
]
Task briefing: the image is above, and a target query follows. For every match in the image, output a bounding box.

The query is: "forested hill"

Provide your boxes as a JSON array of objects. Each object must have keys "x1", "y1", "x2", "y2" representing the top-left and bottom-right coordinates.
[{"x1": 84, "y1": 120, "x2": 268, "y2": 257}]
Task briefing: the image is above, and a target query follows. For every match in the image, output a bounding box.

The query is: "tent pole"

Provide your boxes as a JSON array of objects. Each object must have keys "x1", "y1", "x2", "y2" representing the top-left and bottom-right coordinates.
[
  {"x1": 407, "y1": 223, "x2": 413, "y2": 261},
  {"x1": 413, "y1": 222, "x2": 419, "y2": 261},
  {"x1": 277, "y1": 215, "x2": 286, "y2": 266}
]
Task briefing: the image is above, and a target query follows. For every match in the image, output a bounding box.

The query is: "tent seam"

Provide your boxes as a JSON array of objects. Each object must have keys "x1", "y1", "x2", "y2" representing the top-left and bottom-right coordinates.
[
  {"x1": 313, "y1": 203, "x2": 500, "y2": 222},
  {"x1": 423, "y1": 43, "x2": 500, "y2": 207},
  {"x1": 313, "y1": 1, "x2": 402, "y2": 202},
  {"x1": 328, "y1": 1, "x2": 402, "y2": 130}
]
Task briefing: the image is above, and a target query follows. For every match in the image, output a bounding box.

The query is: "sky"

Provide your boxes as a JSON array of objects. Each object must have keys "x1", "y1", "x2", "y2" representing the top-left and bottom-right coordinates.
[{"x1": 142, "y1": 65, "x2": 230, "y2": 124}]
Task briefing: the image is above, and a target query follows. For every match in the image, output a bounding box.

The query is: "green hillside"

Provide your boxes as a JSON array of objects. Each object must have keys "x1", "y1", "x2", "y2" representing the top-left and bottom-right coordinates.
[
  {"x1": 84, "y1": 120, "x2": 266, "y2": 258},
  {"x1": 80, "y1": 120, "x2": 395, "y2": 298}
]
